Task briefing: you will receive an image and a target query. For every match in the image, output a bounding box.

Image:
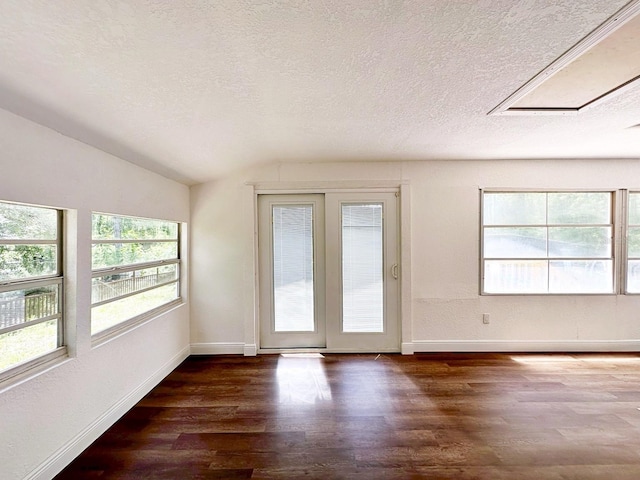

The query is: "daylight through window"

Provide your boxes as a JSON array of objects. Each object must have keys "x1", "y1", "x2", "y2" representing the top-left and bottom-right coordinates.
[
  {"x1": 482, "y1": 191, "x2": 614, "y2": 294},
  {"x1": 626, "y1": 192, "x2": 640, "y2": 293},
  {"x1": 0, "y1": 201, "x2": 63, "y2": 375},
  {"x1": 91, "y1": 213, "x2": 180, "y2": 335}
]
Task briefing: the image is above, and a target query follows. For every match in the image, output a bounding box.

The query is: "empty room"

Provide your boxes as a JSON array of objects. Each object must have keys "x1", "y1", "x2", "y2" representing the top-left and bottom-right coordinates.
[{"x1": 2, "y1": 1, "x2": 640, "y2": 479}]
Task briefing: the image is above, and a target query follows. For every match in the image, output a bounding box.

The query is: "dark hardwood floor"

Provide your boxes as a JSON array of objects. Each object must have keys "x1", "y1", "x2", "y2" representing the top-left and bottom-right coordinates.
[{"x1": 55, "y1": 353, "x2": 640, "y2": 479}]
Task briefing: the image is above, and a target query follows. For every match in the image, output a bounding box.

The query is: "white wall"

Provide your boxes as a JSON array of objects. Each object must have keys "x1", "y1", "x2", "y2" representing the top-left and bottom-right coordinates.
[
  {"x1": 190, "y1": 159, "x2": 640, "y2": 354},
  {"x1": 0, "y1": 108, "x2": 190, "y2": 480}
]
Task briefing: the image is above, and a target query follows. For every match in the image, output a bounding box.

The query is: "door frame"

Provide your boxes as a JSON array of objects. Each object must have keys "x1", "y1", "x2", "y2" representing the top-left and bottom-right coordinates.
[{"x1": 246, "y1": 182, "x2": 413, "y2": 355}]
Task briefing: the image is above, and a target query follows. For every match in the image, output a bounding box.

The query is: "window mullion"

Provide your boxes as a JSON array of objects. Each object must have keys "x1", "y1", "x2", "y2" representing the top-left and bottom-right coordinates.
[
  {"x1": 0, "y1": 313, "x2": 62, "y2": 335},
  {"x1": 91, "y1": 258, "x2": 180, "y2": 278},
  {"x1": 0, "y1": 239, "x2": 58, "y2": 245},
  {"x1": 91, "y1": 238, "x2": 177, "y2": 244},
  {"x1": 0, "y1": 276, "x2": 63, "y2": 293}
]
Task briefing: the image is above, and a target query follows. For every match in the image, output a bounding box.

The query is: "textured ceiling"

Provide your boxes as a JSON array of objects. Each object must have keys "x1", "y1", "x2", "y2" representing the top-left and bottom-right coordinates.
[{"x1": 0, "y1": 0, "x2": 638, "y2": 185}]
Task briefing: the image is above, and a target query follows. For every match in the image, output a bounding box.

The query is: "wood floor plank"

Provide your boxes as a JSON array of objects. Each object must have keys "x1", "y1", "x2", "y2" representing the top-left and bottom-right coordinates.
[{"x1": 54, "y1": 353, "x2": 640, "y2": 479}]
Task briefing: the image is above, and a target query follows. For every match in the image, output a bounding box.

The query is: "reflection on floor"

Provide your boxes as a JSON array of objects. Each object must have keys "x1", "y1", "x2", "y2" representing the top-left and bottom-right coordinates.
[
  {"x1": 55, "y1": 353, "x2": 640, "y2": 479},
  {"x1": 277, "y1": 354, "x2": 332, "y2": 404}
]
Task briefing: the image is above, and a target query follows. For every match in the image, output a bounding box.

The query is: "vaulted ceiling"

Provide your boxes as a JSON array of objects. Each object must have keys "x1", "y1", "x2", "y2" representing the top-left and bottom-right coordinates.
[{"x1": 0, "y1": 1, "x2": 638, "y2": 185}]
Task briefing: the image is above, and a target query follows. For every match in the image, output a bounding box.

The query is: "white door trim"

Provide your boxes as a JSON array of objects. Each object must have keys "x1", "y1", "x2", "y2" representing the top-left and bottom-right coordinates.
[{"x1": 246, "y1": 182, "x2": 412, "y2": 355}]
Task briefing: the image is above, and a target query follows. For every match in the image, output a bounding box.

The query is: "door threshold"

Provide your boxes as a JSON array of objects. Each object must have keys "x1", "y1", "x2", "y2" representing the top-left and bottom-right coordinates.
[
  {"x1": 258, "y1": 348, "x2": 325, "y2": 355},
  {"x1": 257, "y1": 347, "x2": 400, "y2": 355}
]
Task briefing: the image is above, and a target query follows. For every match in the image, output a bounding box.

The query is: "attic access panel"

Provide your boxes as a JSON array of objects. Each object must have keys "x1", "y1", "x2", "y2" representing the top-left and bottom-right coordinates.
[{"x1": 490, "y1": 0, "x2": 640, "y2": 116}]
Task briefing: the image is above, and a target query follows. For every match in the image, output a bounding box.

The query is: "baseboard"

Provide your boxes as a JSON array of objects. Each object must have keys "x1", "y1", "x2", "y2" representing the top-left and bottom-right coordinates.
[
  {"x1": 401, "y1": 342, "x2": 415, "y2": 355},
  {"x1": 410, "y1": 340, "x2": 640, "y2": 352},
  {"x1": 190, "y1": 342, "x2": 245, "y2": 355},
  {"x1": 243, "y1": 344, "x2": 258, "y2": 356},
  {"x1": 25, "y1": 345, "x2": 190, "y2": 480}
]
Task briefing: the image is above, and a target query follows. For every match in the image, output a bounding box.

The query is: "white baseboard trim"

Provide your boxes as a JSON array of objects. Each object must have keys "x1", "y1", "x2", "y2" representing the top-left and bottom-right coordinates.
[
  {"x1": 190, "y1": 342, "x2": 245, "y2": 355},
  {"x1": 243, "y1": 344, "x2": 257, "y2": 356},
  {"x1": 401, "y1": 342, "x2": 415, "y2": 355},
  {"x1": 26, "y1": 345, "x2": 190, "y2": 480},
  {"x1": 410, "y1": 340, "x2": 640, "y2": 352}
]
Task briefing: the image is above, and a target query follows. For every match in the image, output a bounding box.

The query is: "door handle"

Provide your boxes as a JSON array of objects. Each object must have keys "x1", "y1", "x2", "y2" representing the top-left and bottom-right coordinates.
[{"x1": 391, "y1": 264, "x2": 399, "y2": 279}]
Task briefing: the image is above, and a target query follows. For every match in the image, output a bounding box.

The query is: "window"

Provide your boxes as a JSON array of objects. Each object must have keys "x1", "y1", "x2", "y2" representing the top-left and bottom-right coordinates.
[
  {"x1": 91, "y1": 213, "x2": 180, "y2": 335},
  {"x1": 626, "y1": 192, "x2": 640, "y2": 293},
  {"x1": 0, "y1": 201, "x2": 64, "y2": 376},
  {"x1": 482, "y1": 191, "x2": 614, "y2": 294}
]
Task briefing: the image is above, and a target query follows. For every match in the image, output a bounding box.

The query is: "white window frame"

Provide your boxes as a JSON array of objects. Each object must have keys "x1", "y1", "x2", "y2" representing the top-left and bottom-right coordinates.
[
  {"x1": 90, "y1": 212, "x2": 181, "y2": 339},
  {"x1": 0, "y1": 202, "x2": 65, "y2": 383},
  {"x1": 624, "y1": 190, "x2": 640, "y2": 294},
  {"x1": 480, "y1": 189, "x2": 617, "y2": 295}
]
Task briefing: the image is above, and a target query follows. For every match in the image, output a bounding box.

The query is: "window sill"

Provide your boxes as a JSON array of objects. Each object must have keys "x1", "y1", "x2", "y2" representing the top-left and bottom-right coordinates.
[{"x1": 0, "y1": 347, "x2": 70, "y2": 394}]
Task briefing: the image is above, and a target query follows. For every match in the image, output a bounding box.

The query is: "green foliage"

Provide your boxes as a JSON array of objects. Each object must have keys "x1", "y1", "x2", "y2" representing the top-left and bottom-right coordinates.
[
  {"x1": 92, "y1": 214, "x2": 177, "y2": 240},
  {"x1": 0, "y1": 202, "x2": 57, "y2": 240},
  {"x1": 91, "y1": 214, "x2": 178, "y2": 269},
  {"x1": 547, "y1": 192, "x2": 610, "y2": 224},
  {"x1": 92, "y1": 242, "x2": 178, "y2": 269},
  {"x1": 0, "y1": 202, "x2": 59, "y2": 281},
  {"x1": 0, "y1": 245, "x2": 57, "y2": 281}
]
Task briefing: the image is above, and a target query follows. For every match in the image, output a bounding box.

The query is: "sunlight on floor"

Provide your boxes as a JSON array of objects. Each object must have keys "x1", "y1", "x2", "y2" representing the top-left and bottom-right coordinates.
[
  {"x1": 510, "y1": 355, "x2": 579, "y2": 365},
  {"x1": 580, "y1": 355, "x2": 640, "y2": 364},
  {"x1": 510, "y1": 354, "x2": 640, "y2": 368},
  {"x1": 276, "y1": 354, "x2": 332, "y2": 405}
]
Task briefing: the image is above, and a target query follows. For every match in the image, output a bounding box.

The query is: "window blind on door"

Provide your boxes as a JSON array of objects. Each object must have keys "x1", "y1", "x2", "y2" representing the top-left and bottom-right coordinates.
[
  {"x1": 272, "y1": 205, "x2": 315, "y2": 332},
  {"x1": 341, "y1": 204, "x2": 384, "y2": 333}
]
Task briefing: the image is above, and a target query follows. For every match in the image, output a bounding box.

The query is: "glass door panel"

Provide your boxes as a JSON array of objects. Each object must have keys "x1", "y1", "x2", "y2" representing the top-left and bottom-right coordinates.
[
  {"x1": 341, "y1": 203, "x2": 384, "y2": 333},
  {"x1": 272, "y1": 205, "x2": 315, "y2": 332}
]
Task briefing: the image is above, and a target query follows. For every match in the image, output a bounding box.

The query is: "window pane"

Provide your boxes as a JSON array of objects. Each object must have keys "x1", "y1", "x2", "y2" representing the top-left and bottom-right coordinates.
[
  {"x1": 483, "y1": 227, "x2": 547, "y2": 258},
  {"x1": 548, "y1": 227, "x2": 611, "y2": 258},
  {"x1": 92, "y1": 242, "x2": 178, "y2": 269},
  {"x1": 0, "y1": 285, "x2": 59, "y2": 331},
  {"x1": 483, "y1": 193, "x2": 546, "y2": 225},
  {"x1": 92, "y1": 264, "x2": 178, "y2": 304},
  {"x1": 272, "y1": 205, "x2": 315, "y2": 332},
  {"x1": 92, "y1": 214, "x2": 178, "y2": 240},
  {"x1": 342, "y1": 204, "x2": 383, "y2": 333},
  {"x1": 91, "y1": 283, "x2": 179, "y2": 334},
  {"x1": 549, "y1": 260, "x2": 612, "y2": 293},
  {"x1": 0, "y1": 244, "x2": 57, "y2": 281},
  {"x1": 627, "y1": 196, "x2": 640, "y2": 294},
  {"x1": 548, "y1": 192, "x2": 610, "y2": 224},
  {"x1": 0, "y1": 203, "x2": 57, "y2": 240},
  {"x1": 0, "y1": 319, "x2": 58, "y2": 373},
  {"x1": 627, "y1": 260, "x2": 640, "y2": 293},
  {"x1": 629, "y1": 193, "x2": 640, "y2": 225},
  {"x1": 91, "y1": 212, "x2": 181, "y2": 335},
  {"x1": 628, "y1": 227, "x2": 640, "y2": 258},
  {"x1": 484, "y1": 260, "x2": 548, "y2": 293}
]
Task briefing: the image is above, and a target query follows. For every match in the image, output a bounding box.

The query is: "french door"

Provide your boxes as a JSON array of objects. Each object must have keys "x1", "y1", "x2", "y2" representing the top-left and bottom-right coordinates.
[{"x1": 258, "y1": 192, "x2": 399, "y2": 352}]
